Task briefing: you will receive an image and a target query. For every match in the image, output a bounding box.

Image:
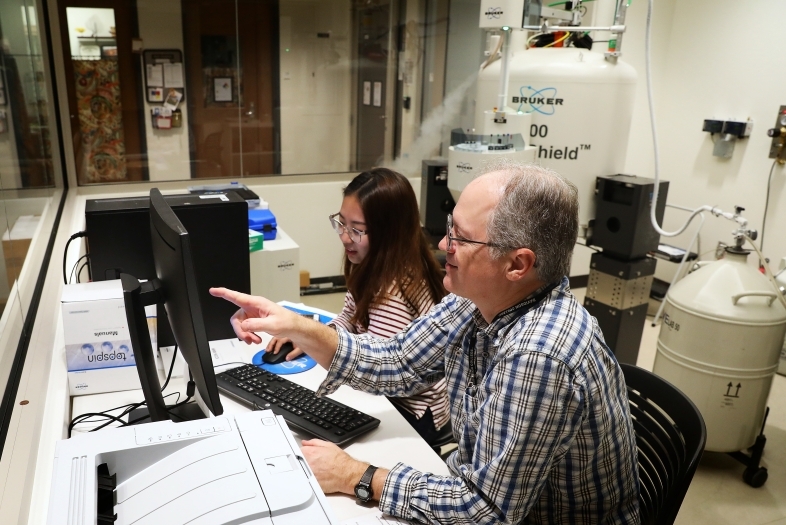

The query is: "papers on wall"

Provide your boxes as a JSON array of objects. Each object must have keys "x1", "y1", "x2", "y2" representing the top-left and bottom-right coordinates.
[
  {"x1": 163, "y1": 62, "x2": 184, "y2": 88},
  {"x1": 146, "y1": 64, "x2": 164, "y2": 87}
]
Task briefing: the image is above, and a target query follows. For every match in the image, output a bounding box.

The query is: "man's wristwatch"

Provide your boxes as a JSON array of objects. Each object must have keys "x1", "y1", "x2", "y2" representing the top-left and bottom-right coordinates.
[{"x1": 354, "y1": 465, "x2": 378, "y2": 504}]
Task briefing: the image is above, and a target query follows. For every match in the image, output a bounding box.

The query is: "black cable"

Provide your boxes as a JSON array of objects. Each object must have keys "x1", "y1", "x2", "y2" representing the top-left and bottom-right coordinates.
[
  {"x1": 760, "y1": 159, "x2": 779, "y2": 253},
  {"x1": 69, "y1": 413, "x2": 128, "y2": 437},
  {"x1": 77, "y1": 261, "x2": 89, "y2": 283},
  {"x1": 63, "y1": 231, "x2": 86, "y2": 284},
  {"x1": 69, "y1": 253, "x2": 90, "y2": 284},
  {"x1": 68, "y1": 392, "x2": 183, "y2": 437},
  {"x1": 70, "y1": 403, "x2": 143, "y2": 436},
  {"x1": 71, "y1": 361, "x2": 250, "y2": 436},
  {"x1": 88, "y1": 403, "x2": 146, "y2": 433},
  {"x1": 164, "y1": 372, "x2": 195, "y2": 422},
  {"x1": 214, "y1": 361, "x2": 260, "y2": 369},
  {"x1": 159, "y1": 345, "x2": 179, "y2": 392}
]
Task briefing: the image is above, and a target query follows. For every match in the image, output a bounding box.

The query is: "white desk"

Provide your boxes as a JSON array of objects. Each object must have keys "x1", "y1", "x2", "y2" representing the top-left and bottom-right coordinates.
[{"x1": 70, "y1": 338, "x2": 451, "y2": 522}]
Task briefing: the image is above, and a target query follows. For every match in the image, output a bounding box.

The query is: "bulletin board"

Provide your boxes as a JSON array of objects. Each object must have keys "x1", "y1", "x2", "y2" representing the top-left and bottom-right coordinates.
[{"x1": 143, "y1": 49, "x2": 185, "y2": 104}]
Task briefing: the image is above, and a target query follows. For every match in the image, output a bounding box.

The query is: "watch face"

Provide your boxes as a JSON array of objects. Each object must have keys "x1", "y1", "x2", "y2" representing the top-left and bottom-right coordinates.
[{"x1": 355, "y1": 486, "x2": 371, "y2": 500}]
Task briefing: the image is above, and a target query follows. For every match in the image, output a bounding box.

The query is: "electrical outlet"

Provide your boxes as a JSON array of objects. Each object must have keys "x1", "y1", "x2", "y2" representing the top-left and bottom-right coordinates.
[{"x1": 766, "y1": 105, "x2": 786, "y2": 163}]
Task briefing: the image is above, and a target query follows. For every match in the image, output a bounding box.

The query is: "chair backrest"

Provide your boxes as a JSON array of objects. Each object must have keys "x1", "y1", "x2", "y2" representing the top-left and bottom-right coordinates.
[{"x1": 620, "y1": 363, "x2": 707, "y2": 525}]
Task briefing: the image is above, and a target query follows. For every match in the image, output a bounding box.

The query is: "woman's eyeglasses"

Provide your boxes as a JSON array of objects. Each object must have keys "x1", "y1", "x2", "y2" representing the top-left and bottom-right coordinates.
[{"x1": 329, "y1": 213, "x2": 367, "y2": 243}]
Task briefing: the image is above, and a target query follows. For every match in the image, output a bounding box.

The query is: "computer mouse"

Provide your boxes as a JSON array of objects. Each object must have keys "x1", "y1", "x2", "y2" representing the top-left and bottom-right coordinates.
[{"x1": 262, "y1": 342, "x2": 296, "y2": 365}]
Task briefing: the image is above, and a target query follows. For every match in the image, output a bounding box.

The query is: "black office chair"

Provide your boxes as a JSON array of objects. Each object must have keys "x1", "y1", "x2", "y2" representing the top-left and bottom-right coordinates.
[{"x1": 620, "y1": 363, "x2": 707, "y2": 525}]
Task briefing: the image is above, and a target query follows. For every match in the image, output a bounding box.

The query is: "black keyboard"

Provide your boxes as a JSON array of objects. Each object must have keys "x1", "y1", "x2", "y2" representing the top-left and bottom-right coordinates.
[{"x1": 216, "y1": 364, "x2": 380, "y2": 446}]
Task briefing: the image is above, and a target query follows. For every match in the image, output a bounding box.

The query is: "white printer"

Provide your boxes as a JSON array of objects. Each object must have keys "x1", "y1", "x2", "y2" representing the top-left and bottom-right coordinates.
[{"x1": 47, "y1": 410, "x2": 338, "y2": 525}]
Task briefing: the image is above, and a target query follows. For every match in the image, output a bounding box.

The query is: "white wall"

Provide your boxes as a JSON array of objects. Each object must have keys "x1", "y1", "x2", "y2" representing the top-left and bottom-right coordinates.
[
  {"x1": 620, "y1": 0, "x2": 786, "y2": 282},
  {"x1": 137, "y1": 0, "x2": 191, "y2": 181},
  {"x1": 279, "y1": 0, "x2": 352, "y2": 175}
]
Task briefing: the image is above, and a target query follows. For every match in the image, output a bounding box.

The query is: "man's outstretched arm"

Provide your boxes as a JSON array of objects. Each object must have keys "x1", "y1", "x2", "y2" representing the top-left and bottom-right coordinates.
[{"x1": 209, "y1": 287, "x2": 339, "y2": 369}]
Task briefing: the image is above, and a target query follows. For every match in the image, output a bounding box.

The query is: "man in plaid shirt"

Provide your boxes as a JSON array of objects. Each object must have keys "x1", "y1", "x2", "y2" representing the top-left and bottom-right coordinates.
[{"x1": 212, "y1": 161, "x2": 640, "y2": 524}]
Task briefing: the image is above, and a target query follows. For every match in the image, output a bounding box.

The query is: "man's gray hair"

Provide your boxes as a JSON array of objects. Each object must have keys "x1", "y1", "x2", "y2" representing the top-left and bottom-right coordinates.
[{"x1": 482, "y1": 159, "x2": 579, "y2": 284}]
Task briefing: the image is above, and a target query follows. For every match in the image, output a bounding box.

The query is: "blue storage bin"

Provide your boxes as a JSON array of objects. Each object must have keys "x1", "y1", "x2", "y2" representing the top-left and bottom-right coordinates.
[{"x1": 248, "y1": 209, "x2": 277, "y2": 240}]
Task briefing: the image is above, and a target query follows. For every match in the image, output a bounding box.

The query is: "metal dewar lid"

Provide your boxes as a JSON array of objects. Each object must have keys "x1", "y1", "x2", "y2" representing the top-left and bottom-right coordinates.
[{"x1": 666, "y1": 251, "x2": 786, "y2": 325}]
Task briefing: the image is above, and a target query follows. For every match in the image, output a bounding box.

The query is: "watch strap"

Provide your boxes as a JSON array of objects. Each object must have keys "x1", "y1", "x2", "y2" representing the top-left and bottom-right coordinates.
[
  {"x1": 354, "y1": 464, "x2": 378, "y2": 503},
  {"x1": 360, "y1": 464, "x2": 377, "y2": 486}
]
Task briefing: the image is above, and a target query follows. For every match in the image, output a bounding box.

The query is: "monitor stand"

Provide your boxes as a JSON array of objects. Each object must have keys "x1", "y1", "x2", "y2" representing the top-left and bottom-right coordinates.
[
  {"x1": 127, "y1": 403, "x2": 206, "y2": 424},
  {"x1": 122, "y1": 273, "x2": 208, "y2": 424},
  {"x1": 128, "y1": 370, "x2": 210, "y2": 424}
]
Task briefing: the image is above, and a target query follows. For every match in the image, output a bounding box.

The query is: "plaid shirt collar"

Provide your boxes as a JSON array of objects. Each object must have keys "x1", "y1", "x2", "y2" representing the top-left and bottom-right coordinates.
[{"x1": 470, "y1": 280, "x2": 562, "y2": 336}]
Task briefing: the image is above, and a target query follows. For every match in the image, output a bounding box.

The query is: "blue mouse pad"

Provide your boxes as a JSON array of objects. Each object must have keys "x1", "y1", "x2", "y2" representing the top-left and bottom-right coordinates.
[
  {"x1": 282, "y1": 305, "x2": 335, "y2": 325},
  {"x1": 252, "y1": 350, "x2": 317, "y2": 375}
]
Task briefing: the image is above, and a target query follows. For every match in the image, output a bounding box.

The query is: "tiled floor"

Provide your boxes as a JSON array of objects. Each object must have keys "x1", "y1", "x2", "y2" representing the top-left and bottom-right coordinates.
[{"x1": 302, "y1": 289, "x2": 786, "y2": 524}]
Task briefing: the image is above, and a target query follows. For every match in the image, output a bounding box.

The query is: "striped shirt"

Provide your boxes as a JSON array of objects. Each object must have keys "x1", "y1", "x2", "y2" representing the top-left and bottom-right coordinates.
[
  {"x1": 319, "y1": 277, "x2": 640, "y2": 524},
  {"x1": 329, "y1": 284, "x2": 450, "y2": 430}
]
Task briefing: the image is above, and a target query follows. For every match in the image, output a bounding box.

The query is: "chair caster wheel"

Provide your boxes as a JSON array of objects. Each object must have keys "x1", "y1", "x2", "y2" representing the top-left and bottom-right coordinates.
[{"x1": 743, "y1": 467, "x2": 768, "y2": 488}]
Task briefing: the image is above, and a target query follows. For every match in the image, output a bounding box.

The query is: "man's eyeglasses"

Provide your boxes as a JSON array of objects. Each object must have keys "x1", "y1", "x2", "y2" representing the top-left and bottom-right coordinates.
[
  {"x1": 329, "y1": 213, "x2": 367, "y2": 244},
  {"x1": 445, "y1": 215, "x2": 535, "y2": 268},
  {"x1": 445, "y1": 214, "x2": 498, "y2": 251}
]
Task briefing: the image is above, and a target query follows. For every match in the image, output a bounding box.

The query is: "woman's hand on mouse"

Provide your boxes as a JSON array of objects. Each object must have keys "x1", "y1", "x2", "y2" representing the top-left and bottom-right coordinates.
[{"x1": 266, "y1": 337, "x2": 304, "y2": 361}]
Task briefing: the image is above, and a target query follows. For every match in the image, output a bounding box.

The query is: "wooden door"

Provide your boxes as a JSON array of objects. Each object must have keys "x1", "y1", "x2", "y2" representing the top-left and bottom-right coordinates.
[{"x1": 183, "y1": 0, "x2": 279, "y2": 178}]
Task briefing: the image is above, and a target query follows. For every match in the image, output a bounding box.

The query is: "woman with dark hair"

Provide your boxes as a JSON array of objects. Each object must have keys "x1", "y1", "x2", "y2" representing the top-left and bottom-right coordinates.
[{"x1": 267, "y1": 167, "x2": 451, "y2": 446}]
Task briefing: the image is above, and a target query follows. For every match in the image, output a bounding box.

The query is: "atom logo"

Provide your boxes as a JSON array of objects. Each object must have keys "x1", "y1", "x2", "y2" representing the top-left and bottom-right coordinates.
[
  {"x1": 485, "y1": 7, "x2": 502, "y2": 19},
  {"x1": 456, "y1": 162, "x2": 473, "y2": 173},
  {"x1": 516, "y1": 86, "x2": 559, "y2": 115}
]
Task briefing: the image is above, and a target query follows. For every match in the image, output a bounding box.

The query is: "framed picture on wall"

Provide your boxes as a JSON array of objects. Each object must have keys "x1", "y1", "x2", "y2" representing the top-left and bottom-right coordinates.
[{"x1": 213, "y1": 77, "x2": 233, "y2": 102}]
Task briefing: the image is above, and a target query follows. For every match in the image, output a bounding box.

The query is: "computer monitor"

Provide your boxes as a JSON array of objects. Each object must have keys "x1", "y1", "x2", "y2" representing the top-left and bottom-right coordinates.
[{"x1": 121, "y1": 188, "x2": 223, "y2": 422}]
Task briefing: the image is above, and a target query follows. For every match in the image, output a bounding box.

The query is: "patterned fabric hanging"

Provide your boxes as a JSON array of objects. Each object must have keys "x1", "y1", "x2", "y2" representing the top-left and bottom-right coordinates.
[{"x1": 73, "y1": 59, "x2": 127, "y2": 182}]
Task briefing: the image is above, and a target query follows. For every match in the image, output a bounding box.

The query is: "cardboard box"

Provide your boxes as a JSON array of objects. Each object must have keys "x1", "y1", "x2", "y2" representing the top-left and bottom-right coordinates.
[
  {"x1": 62, "y1": 280, "x2": 143, "y2": 396},
  {"x1": 250, "y1": 228, "x2": 299, "y2": 303}
]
